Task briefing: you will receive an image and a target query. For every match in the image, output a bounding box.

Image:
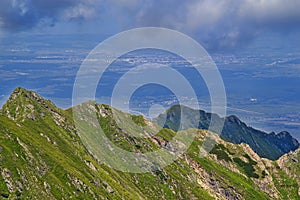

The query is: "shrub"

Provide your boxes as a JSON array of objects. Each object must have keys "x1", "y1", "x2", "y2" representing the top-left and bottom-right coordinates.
[
  {"x1": 233, "y1": 157, "x2": 259, "y2": 178},
  {"x1": 210, "y1": 144, "x2": 232, "y2": 162}
]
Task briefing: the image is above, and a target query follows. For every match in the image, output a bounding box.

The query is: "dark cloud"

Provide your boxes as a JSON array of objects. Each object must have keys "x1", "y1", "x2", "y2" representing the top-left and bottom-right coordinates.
[
  {"x1": 1, "y1": 0, "x2": 300, "y2": 49},
  {"x1": 107, "y1": 0, "x2": 300, "y2": 50},
  {"x1": 125, "y1": 0, "x2": 300, "y2": 50},
  {"x1": 0, "y1": 0, "x2": 97, "y2": 31}
]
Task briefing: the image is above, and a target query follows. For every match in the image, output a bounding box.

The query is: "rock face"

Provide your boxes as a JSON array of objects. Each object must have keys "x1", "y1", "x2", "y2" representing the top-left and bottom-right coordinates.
[
  {"x1": 1, "y1": 87, "x2": 73, "y2": 131},
  {"x1": 277, "y1": 148, "x2": 300, "y2": 184},
  {"x1": 155, "y1": 105, "x2": 299, "y2": 160},
  {"x1": 0, "y1": 88, "x2": 299, "y2": 199}
]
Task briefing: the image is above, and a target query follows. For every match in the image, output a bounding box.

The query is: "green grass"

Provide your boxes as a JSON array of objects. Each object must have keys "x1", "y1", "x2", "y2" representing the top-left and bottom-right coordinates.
[
  {"x1": 186, "y1": 139, "x2": 269, "y2": 199},
  {"x1": 0, "y1": 88, "x2": 299, "y2": 199},
  {"x1": 131, "y1": 115, "x2": 147, "y2": 127},
  {"x1": 272, "y1": 163, "x2": 299, "y2": 199}
]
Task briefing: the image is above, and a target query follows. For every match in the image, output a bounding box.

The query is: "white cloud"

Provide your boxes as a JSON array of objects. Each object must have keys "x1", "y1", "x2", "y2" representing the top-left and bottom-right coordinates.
[
  {"x1": 64, "y1": 3, "x2": 98, "y2": 20},
  {"x1": 1, "y1": 0, "x2": 300, "y2": 49}
]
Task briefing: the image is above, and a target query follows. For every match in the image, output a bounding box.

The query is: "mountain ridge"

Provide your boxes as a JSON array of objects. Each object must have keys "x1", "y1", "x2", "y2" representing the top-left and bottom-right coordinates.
[
  {"x1": 3, "y1": 87, "x2": 298, "y2": 160},
  {"x1": 155, "y1": 104, "x2": 299, "y2": 160},
  {"x1": 0, "y1": 87, "x2": 299, "y2": 199}
]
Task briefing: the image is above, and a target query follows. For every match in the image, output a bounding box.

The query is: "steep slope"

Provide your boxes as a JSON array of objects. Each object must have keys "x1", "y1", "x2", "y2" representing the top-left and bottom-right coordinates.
[
  {"x1": 155, "y1": 105, "x2": 299, "y2": 160},
  {"x1": 0, "y1": 88, "x2": 299, "y2": 199},
  {"x1": 276, "y1": 148, "x2": 300, "y2": 197}
]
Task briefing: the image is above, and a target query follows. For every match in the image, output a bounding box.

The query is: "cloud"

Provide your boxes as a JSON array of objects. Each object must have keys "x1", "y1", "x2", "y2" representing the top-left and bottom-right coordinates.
[
  {"x1": 128, "y1": 0, "x2": 300, "y2": 50},
  {"x1": 106, "y1": 0, "x2": 300, "y2": 50},
  {"x1": 1, "y1": 0, "x2": 300, "y2": 49},
  {"x1": 0, "y1": 0, "x2": 101, "y2": 31},
  {"x1": 63, "y1": 3, "x2": 97, "y2": 20}
]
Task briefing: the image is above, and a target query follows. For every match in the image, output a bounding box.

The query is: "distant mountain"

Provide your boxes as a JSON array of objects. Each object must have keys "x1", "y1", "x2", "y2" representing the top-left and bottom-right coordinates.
[
  {"x1": 0, "y1": 88, "x2": 299, "y2": 199},
  {"x1": 154, "y1": 105, "x2": 299, "y2": 160}
]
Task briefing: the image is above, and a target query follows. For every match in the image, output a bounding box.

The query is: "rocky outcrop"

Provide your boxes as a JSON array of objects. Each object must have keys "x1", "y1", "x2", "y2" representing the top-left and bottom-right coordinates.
[
  {"x1": 0, "y1": 88, "x2": 299, "y2": 199},
  {"x1": 155, "y1": 105, "x2": 299, "y2": 160}
]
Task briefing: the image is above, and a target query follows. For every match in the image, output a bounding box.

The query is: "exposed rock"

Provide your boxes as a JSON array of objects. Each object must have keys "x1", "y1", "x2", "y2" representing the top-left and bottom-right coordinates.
[
  {"x1": 84, "y1": 160, "x2": 97, "y2": 171},
  {"x1": 0, "y1": 88, "x2": 299, "y2": 200},
  {"x1": 103, "y1": 181, "x2": 114, "y2": 194},
  {"x1": 187, "y1": 156, "x2": 243, "y2": 199},
  {"x1": 155, "y1": 105, "x2": 300, "y2": 160},
  {"x1": 1, "y1": 168, "x2": 14, "y2": 192}
]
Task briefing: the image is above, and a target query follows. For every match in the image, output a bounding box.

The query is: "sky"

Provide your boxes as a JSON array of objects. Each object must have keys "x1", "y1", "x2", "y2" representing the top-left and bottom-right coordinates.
[{"x1": 0, "y1": 0, "x2": 300, "y2": 50}]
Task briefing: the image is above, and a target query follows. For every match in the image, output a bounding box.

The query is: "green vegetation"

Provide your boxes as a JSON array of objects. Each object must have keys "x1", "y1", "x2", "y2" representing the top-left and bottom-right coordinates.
[
  {"x1": 233, "y1": 154, "x2": 259, "y2": 178},
  {"x1": 210, "y1": 144, "x2": 232, "y2": 162},
  {"x1": 262, "y1": 170, "x2": 267, "y2": 178},
  {"x1": 0, "y1": 88, "x2": 299, "y2": 199},
  {"x1": 155, "y1": 105, "x2": 299, "y2": 160},
  {"x1": 131, "y1": 115, "x2": 147, "y2": 127}
]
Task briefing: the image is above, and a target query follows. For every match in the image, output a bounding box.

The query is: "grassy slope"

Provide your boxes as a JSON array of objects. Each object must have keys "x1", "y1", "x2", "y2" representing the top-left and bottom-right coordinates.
[
  {"x1": 0, "y1": 88, "x2": 299, "y2": 199},
  {"x1": 155, "y1": 105, "x2": 299, "y2": 160}
]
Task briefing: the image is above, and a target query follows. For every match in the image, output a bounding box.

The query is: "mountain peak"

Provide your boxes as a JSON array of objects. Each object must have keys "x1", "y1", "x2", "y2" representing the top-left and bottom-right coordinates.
[
  {"x1": 7, "y1": 87, "x2": 44, "y2": 103},
  {"x1": 12, "y1": 86, "x2": 26, "y2": 93},
  {"x1": 155, "y1": 104, "x2": 299, "y2": 160},
  {"x1": 0, "y1": 89, "x2": 299, "y2": 199},
  {"x1": 1, "y1": 87, "x2": 58, "y2": 122}
]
